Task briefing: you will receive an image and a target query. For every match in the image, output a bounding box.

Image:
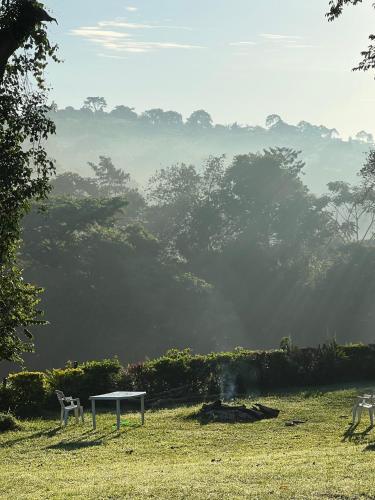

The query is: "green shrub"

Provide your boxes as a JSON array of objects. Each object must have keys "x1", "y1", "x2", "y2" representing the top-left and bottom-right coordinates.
[
  {"x1": 7, "y1": 372, "x2": 47, "y2": 415},
  {"x1": 0, "y1": 412, "x2": 20, "y2": 433},
  {"x1": 5, "y1": 343, "x2": 375, "y2": 410},
  {"x1": 121, "y1": 349, "x2": 261, "y2": 399},
  {"x1": 0, "y1": 386, "x2": 12, "y2": 412},
  {"x1": 80, "y1": 358, "x2": 122, "y2": 400},
  {"x1": 47, "y1": 368, "x2": 85, "y2": 397},
  {"x1": 46, "y1": 359, "x2": 122, "y2": 404}
]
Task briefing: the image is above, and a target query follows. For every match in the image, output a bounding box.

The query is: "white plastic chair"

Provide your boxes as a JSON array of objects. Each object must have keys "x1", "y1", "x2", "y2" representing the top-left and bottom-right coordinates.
[
  {"x1": 352, "y1": 394, "x2": 374, "y2": 426},
  {"x1": 55, "y1": 390, "x2": 84, "y2": 426}
]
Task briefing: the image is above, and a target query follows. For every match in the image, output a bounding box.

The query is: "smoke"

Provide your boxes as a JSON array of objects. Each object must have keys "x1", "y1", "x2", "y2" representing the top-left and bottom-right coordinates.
[
  {"x1": 218, "y1": 362, "x2": 260, "y2": 401},
  {"x1": 219, "y1": 369, "x2": 237, "y2": 401}
]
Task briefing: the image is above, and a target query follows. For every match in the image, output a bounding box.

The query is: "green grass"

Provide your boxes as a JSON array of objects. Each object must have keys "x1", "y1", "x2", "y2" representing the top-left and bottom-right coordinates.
[{"x1": 2, "y1": 384, "x2": 375, "y2": 499}]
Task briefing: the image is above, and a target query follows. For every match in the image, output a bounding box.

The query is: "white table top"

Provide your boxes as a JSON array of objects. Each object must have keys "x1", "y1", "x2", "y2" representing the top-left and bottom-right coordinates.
[{"x1": 89, "y1": 391, "x2": 146, "y2": 400}]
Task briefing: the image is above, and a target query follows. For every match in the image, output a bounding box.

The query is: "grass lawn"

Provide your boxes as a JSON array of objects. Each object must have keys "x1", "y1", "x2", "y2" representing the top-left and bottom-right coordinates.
[{"x1": 1, "y1": 385, "x2": 375, "y2": 499}]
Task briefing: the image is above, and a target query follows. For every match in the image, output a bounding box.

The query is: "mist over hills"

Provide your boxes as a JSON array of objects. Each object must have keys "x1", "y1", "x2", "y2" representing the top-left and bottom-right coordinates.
[{"x1": 48, "y1": 102, "x2": 372, "y2": 193}]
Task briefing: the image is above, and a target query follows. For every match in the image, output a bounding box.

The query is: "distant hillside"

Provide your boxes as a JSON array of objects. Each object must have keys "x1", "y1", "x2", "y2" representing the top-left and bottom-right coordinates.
[{"x1": 47, "y1": 105, "x2": 372, "y2": 193}]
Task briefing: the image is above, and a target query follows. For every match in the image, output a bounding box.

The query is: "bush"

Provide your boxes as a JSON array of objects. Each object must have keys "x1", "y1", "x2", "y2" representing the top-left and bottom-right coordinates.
[
  {"x1": 47, "y1": 368, "x2": 85, "y2": 401},
  {"x1": 47, "y1": 358, "x2": 122, "y2": 405},
  {"x1": 121, "y1": 349, "x2": 262, "y2": 399},
  {"x1": 80, "y1": 358, "x2": 122, "y2": 399},
  {"x1": 0, "y1": 412, "x2": 20, "y2": 433},
  {"x1": 7, "y1": 372, "x2": 47, "y2": 416},
  {"x1": 5, "y1": 344, "x2": 375, "y2": 411},
  {"x1": 0, "y1": 386, "x2": 12, "y2": 412}
]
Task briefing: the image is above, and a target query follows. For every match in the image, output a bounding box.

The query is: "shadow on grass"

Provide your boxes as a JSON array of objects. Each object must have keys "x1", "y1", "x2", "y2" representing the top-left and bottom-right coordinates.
[
  {"x1": 44, "y1": 428, "x2": 121, "y2": 451},
  {"x1": 1, "y1": 426, "x2": 62, "y2": 447},
  {"x1": 1, "y1": 418, "x2": 139, "y2": 448},
  {"x1": 44, "y1": 421, "x2": 144, "y2": 451},
  {"x1": 342, "y1": 422, "x2": 373, "y2": 443},
  {"x1": 46, "y1": 440, "x2": 104, "y2": 450}
]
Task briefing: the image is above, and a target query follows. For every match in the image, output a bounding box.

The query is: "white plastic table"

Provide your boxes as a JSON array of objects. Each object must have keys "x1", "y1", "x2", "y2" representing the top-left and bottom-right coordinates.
[{"x1": 89, "y1": 391, "x2": 146, "y2": 430}]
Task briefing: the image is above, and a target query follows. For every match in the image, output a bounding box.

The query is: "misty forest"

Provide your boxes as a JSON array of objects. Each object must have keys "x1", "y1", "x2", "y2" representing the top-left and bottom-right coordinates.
[
  {"x1": 14, "y1": 100, "x2": 375, "y2": 370},
  {"x1": 4, "y1": 1, "x2": 375, "y2": 498}
]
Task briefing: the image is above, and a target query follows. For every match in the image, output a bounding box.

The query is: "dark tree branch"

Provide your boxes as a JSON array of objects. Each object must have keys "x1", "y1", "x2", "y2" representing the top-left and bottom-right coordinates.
[
  {"x1": 0, "y1": 0, "x2": 56, "y2": 84},
  {"x1": 326, "y1": 0, "x2": 375, "y2": 74},
  {"x1": 326, "y1": 0, "x2": 364, "y2": 21}
]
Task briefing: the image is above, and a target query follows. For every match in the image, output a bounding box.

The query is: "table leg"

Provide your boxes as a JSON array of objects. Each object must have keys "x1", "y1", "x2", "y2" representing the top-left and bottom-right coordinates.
[
  {"x1": 141, "y1": 395, "x2": 145, "y2": 425},
  {"x1": 91, "y1": 400, "x2": 96, "y2": 430},
  {"x1": 116, "y1": 399, "x2": 121, "y2": 430}
]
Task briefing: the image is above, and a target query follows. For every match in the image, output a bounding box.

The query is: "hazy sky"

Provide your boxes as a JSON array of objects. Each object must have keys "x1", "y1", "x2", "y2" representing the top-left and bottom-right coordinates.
[{"x1": 46, "y1": 0, "x2": 374, "y2": 138}]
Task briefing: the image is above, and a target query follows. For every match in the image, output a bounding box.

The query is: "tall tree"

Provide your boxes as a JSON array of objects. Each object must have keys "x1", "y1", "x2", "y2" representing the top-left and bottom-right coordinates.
[
  {"x1": 0, "y1": 0, "x2": 57, "y2": 363},
  {"x1": 88, "y1": 156, "x2": 130, "y2": 197},
  {"x1": 326, "y1": 181, "x2": 375, "y2": 243},
  {"x1": 0, "y1": 0, "x2": 56, "y2": 83},
  {"x1": 82, "y1": 96, "x2": 107, "y2": 113}
]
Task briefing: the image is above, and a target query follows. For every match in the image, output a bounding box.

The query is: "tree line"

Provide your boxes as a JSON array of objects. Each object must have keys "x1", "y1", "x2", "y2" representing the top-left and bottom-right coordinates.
[
  {"x1": 14, "y1": 148, "x2": 375, "y2": 370},
  {"x1": 53, "y1": 97, "x2": 373, "y2": 144}
]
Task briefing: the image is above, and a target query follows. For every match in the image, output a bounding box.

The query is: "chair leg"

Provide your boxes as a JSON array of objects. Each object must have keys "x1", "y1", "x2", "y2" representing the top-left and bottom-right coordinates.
[
  {"x1": 74, "y1": 406, "x2": 79, "y2": 424},
  {"x1": 358, "y1": 407, "x2": 363, "y2": 423},
  {"x1": 352, "y1": 405, "x2": 357, "y2": 424},
  {"x1": 60, "y1": 408, "x2": 64, "y2": 426},
  {"x1": 370, "y1": 409, "x2": 374, "y2": 427},
  {"x1": 80, "y1": 406, "x2": 84, "y2": 423}
]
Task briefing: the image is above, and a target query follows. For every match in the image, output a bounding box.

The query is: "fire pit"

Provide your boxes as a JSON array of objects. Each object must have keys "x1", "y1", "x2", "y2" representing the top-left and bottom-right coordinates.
[{"x1": 196, "y1": 400, "x2": 280, "y2": 423}]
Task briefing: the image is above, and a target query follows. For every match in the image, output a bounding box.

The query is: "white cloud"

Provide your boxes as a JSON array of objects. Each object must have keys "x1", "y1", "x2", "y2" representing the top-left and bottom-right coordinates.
[
  {"x1": 125, "y1": 6, "x2": 138, "y2": 12},
  {"x1": 260, "y1": 34, "x2": 303, "y2": 40},
  {"x1": 256, "y1": 33, "x2": 317, "y2": 50},
  {"x1": 285, "y1": 44, "x2": 317, "y2": 49},
  {"x1": 98, "y1": 53, "x2": 128, "y2": 60},
  {"x1": 229, "y1": 41, "x2": 257, "y2": 47},
  {"x1": 110, "y1": 41, "x2": 204, "y2": 53},
  {"x1": 71, "y1": 27, "x2": 130, "y2": 39},
  {"x1": 98, "y1": 20, "x2": 192, "y2": 31},
  {"x1": 71, "y1": 24, "x2": 203, "y2": 54}
]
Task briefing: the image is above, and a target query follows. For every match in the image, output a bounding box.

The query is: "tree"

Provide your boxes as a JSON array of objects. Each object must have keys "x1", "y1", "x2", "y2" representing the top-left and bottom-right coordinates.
[
  {"x1": 265, "y1": 114, "x2": 283, "y2": 129},
  {"x1": 52, "y1": 172, "x2": 99, "y2": 198},
  {"x1": 141, "y1": 108, "x2": 183, "y2": 127},
  {"x1": 82, "y1": 96, "x2": 107, "y2": 113},
  {"x1": 147, "y1": 157, "x2": 227, "y2": 259},
  {"x1": 163, "y1": 111, "x2": 183, "y2": 127},
  {"x1": 52, "y1": 162, "x2": 146, "y2": 223},
  {"x1": 326, "y1": 181, "x2": 375, "y2": 243},
  {"x1": 265, "y1": 114, "x2": 297, "y2": 135},
  {"x1": 356, "y1": 130, "x2": 374, "y2": 143},
  {"x1": 319, "y1": 125, "x2": 340, "y2": 139},
  {"x1": 110, "y1": 105, "x2": 138, "y2": 121},
  {"x1": 327, "y1": 0, "x2": 375, "y2": 73},
  {"x1": 21, "y1": 197, "x2": 222, "y2": 366},
  {"x1": 186, "y1": 110, "x2": 213, "y2": 129},
  {"x1": 0, "y1": 0, "x2": 56, "y2": 83},
  {"x1": 141, "y1": 108, "x2": 165, "y2": 126},
  {"x1": 0, "y1": 0, "x2": 57, "y2": 363},
  {"x1": 220, "y1": 148, "x2": 330, "y2": 249},
  {"x1": 88, "y1": 156, "x2": 130, "y2": 197},
  {"x1": 361, "y1": 149, "x2": 375, "y2": 182}
]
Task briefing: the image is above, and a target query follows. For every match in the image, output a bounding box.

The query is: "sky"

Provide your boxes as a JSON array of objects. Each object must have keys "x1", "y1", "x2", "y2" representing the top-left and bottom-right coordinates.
[{"x1": 45, "y1": 0, "x2": 375, "y2": 138}]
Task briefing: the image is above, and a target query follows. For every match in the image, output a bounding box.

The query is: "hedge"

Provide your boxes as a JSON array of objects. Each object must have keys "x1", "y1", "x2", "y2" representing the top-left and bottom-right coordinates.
[
  {"x1": 2, "y1": 343, "x2": 375, "y2": 416},
  {"x1": 6, "y1": 372, "x2": 47, "y2": 416}
]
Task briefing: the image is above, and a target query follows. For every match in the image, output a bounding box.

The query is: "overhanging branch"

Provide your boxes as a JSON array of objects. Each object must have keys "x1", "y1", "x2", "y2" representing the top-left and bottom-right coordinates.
[{"x1": 0, "y1": 0, "x2": 56, "y2": 85}]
